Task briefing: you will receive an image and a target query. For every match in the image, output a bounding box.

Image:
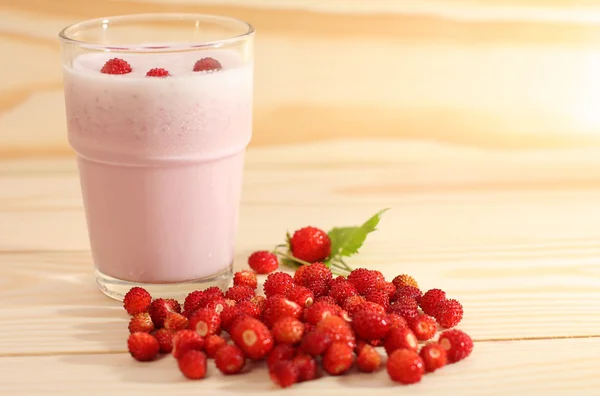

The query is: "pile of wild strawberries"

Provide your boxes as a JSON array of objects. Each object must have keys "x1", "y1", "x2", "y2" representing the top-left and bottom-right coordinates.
[{"x1": 123, "y1": 226, "x2": 473, "y2": 387}]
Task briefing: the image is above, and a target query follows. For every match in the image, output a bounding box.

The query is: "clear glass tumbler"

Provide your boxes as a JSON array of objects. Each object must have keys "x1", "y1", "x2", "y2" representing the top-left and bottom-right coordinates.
[{"x1": 58, "y1": 14, "x2": 254, "y2": 301}]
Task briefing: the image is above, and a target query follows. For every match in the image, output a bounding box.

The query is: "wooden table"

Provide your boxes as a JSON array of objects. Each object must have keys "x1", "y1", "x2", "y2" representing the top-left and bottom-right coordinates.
[{"x1": 1, "y1": 140, "x2": 599, "y2": 395}]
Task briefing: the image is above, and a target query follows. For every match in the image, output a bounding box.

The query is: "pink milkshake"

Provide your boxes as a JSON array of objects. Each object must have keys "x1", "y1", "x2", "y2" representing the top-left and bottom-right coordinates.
[{"x1": 59, "y1": 14, "x2": 254, "y2": 300}]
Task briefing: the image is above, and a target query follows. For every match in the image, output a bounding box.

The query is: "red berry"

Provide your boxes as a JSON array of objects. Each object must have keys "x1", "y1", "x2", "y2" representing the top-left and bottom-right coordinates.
[
  {"x1": 203, "y1": 286, "x2": 225, "y2": 300},
  {"x1": 305, "y1": 279, "x2": 329, "y2": 298},
  {"x1": 219, "y1": 306, "x2": 244, "y2": 333},
  {"x1": 303, "y1": 301, "x2": 339, "y2": 325},
  {"x1": 292, "y1": 354, "x2": 317, "y2": 382},
  {"x1": 248, "y1": 251, "x2": 278, "y2": 274},
  {"x1": 183, "y1": 290, "x2": 205, "y2": 316},
  {"x1": 148, "y1": 298, "x2": 181, "y2": 328},
  {"x1": 225, "y1": 285, "x2": 255, "y2": 303},
  {"x1": 355, "y1": 301, "x2": 386, "y2": 316},
  {"x1": 233, "y1": 269, "x2": 258, "y2": 289},
  {"x1": 387, "y1": 349, "x2": 425, "y2": 384},
  {"x1": 267, "y1": 343, "x2": 296, "y2": 368},
  {"x1": 365, "y1": 289, "x2": 390, "y2": 311},
  {"x1": 193, "y1": 57, "x2": 222, "y2": 72},
  {"x1": 128, "y1": 313, "x2": 154, "y2": 333},
  {"x1": 215, "y1": 344, "x2": 246, "y2": 374},
  {"x1": 177, "y1": 350, "x2": 207, "y2": 379},
  {"x1": 301, "y1": 262, "x2": 333, "y2": 286},
  {"x1": 153, "y1": 328, "x2": 173, "y2": 353},
  {"x1": 172, "y1": 329, "x2": 205, "y2": 359},
  {"x1": 101, "y1": 58, "x2": 132, "y2": 75},
  {"x1": 236, "y1": 300, "x2": 261, "y2": 318},
  {"x1": 352, "y1": 308, "x2": 390, "y2": 340},
  {"x1": 127, "y1": 332, "x2": 159, "y2": 362},
  {"x1": 164, "y1": 312, "x2": 189, "y2": 332},
  {"x1": 188, "y1": 308, "x2": 221, "y2": 337},
  {"x1": 419, "y1": 342, "x2": 447, "y2": 372},
  {"x1": 204, "y1": 296, "x2": 228, "y2": 314},
  {"x1": 438, "y1": 329, "x2": 473, "y2": 363},
  {"x1": 328, "y1": 280, "x2": 357, "y2": 305},
  {"x1": 342, "y1": 295, "x2": 367, "y2": 315},
  {"x1": 379, "y1": 280, "x2": 397, "y2": 297},
  {"x1": 263, "y1": 272, "x2": 294, "y2": 297},
  {"x1": 384, "y1": 327, "x2": 419, "y2": 355},
  {"x1": 290, "y1": 227, "x2": 332, "y2": 263},
  {"x1": 314, "y1": 295, "x2": 337, "y2": 305},
  {"x1": 387, "y1": 313, "x2": 409, "y2": 330},
  {"x1": 293, "y1": 265, "x2": 309, "y2": 285},
  {"x1": 316, "y1": 315, "x2": 356, "y2": 349},
  {"x1": 230, "y1": 316, "x2": 274, "y2": 360},
  {"x1": 356, "y1": 344, "x2": 381, "y2": 373},
  {"x1": 388, "y1": 296, "x2": 419, "y2": 321},
  {"x1": 392, "y1": 285, "x2": 423, "y2": 304},
  {"x1": 409, "y1": 313, "x2": 438, "y2": 341},
  {"x1": 347, "y1": 268, "x2": 380, "y2": 295},
  {"x1": 269, "y1": 360, "x2": 299, "y2": 388},
  {"x1": 420, "y1": 289, "x2": 447, "y2": 315},
  {"x1": 262, "y1": 296, "x2": 303, "y2": 328},
  {"x1": 392, "y1": 274, "x2": 419, "y2": 289},
  {"x1": 300, "y1": 330, "x2": 332, "y2": 356},
  {"x1": 434, "y1": 299, "x2": 464, "y2": 328},
  {"x1": 250, "y1": 295, "x2": 267, "y2": 311},
  {"x1": 204, "y1": 334, "x2": 227, "y2": 358},
  {"x1": 145, "y1": 68, "x2": 170, "y2": 77},
  {"x1": 285, "y1": 286, "x2": 314, "y2": 308},
  {"x1": 323, "y1": 341, "x2": 354, "y2": 375},
  {"x1": 272, "y1": 317, "x2": 305, "y2": 345},
  {"x1": 123, "y1": 287, "x2": 151, "y2": 316}
]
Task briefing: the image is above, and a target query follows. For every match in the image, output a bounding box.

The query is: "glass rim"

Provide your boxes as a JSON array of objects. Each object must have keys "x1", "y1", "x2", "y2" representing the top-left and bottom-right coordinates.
[{"x1": 58, "y1": 13, "x2": 255, "y2": 52}]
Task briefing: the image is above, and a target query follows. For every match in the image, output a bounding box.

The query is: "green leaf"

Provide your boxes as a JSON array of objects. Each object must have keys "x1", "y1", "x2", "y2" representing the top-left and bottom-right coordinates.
[{"x1": 327, "y1": 208, "x2": 389, "y2": 260}]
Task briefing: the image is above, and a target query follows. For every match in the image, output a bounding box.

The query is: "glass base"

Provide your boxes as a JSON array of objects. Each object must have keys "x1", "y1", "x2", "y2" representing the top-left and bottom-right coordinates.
[{"x1": 95, "y1": 265, "x2": 233, "y2": 302}]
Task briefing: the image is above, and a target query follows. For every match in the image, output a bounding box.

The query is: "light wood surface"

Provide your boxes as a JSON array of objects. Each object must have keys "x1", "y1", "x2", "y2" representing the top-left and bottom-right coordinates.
[{"x1": 2, "y1": 0, "x2": 600, "y2": 394}]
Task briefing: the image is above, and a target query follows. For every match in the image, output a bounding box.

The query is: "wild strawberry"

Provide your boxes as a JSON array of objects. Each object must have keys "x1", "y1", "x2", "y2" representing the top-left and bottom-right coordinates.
[
  {"x1": 267, "y1": 343, "x2": 296, "y2": 368},
  {"x1": 172, "y1": 329, "x2": 205, "y2": 359},
  {"x1": 128, "y1": 313, "x2": 154, "y2": 333},
  {"x1": 315, "y1": 295, "x2": 338, "y2": 305},
  {"x1": 177, "y1": 350, "x2": 207, "y2": 379},
  {"x1": 123, "y1": 287, "x2": 151, "y2": 316},
  {"x1": 263, "y1": 272, "x2": 294, "y2": 297},
  {"x1": 262, "y1": 296, "x2": 303, "y2": 328},
  {"x1": 149, "y1": 298, "x2": 181, "y2": 328},
  {"x1": 219, "y1": 306, "x2": 244, "y2": 332},
  {"x1": 355, "y1": 301, "x2": 386, "y2": 316},
  {"x1": 127, "y1": 332, "x2": 159, "y2": 361},
  {"x1": 215, "y1": 344, "x2": 246, "y2": 374},
  {"x1": 225, "y1": 285, "x2": 255, "y2": 303},
  {"x1": 420, "y1": 288, "x2": 447, "y2": 315},
  {"x1": 236, "y1": 300, "x2": 261, "y2": 318},
  {"x1": 352, "y1": 308, "x2": 390, "y2": 340},
  {"x1": 434, "y1": 299, "x2": 464, "y2": 328},
  {"x1": 419, "y1": 342, "x2": 447, "y2": 372},
  {"x1": 204, "y1": 334, "x2": 227, "y2": 358},
  {"x1": 146, "y1": 68, "x2": 170, "y2": 77},
  {"x1": 302, "y1": 262, "x2": 333, "y2": 286},
  {"x1": 164, "y1": 312, "x2": 188, "y2": 331},
  {"x1": 305, "y1": 279, "x2": 329, "y2": 298},
  {"x1": 300, "y1": 330, "x2": 332, "y2": 356},
  {"x1": 356, "y1": 344, "x2": 381, "y2": 373},
  {"x1": 285, "y1": 286, "x2": 314, "y2": 308},
  {"x1": 392, "y1": 285, "x2": 423, "y2": 304},
  {"x1": 230, "y1": 316, "x2": 274, "y2": 359},
  {"x1": 388, "y1": 296, "x2": 419, "y2": 320},
  {"x1": 379, "y1": 280, "x2": 397, "y2": 297},
  {"x1": 293, "y1": 354, "x2": 317, "y2": 381},
  {"x1": 323, "y1": 342, "x2": 354, "y2": 375},
  {"x1": 203, "y1": 286, "x2": 225, "y2": 300},
  {"x1": 101, "y1": 58, "x2": 132, "y2": 75},
  {"x1": 248, "y1": 250, "x2": 278, "y2": 274},
  {"x1": 193, "y1": 57, "x2": 222, "y2": 72},
  {"x1": 438, "y1": 329, "x2": 473, "y2": 363},
  {"x1": 365, "y1": 290, "x2": 390, "y2": 311},
  {"x1": 387, "y1": 313, "x2": 408, "y2": 330},
  {"x1": 269, "y1": 360, "x2": 299, "y2": 388},
  {"x1": 153, "y1": 328, "x2": 173, "y2": 353},
  {"x1": 409, "y1": 313, "x2": 438, "y2": 341},
  {"x1": 250, "y1": 295, "x2": 266, "y2": 311},
  {"x1": 387, "y1": 349, "x2": 424, "y2": 384},
  {"x1": 188, "y1": 308, "x2": 221, "y2": 337},
  {"x1": 347, "y1": 268, "x2": 380, "y2": 295},
  {"x1": 303, "y1": 301, "x2": 340, "y2": 325},
  {"x1": 384, "y1": 327, "x2": 419, "y2": 355},
  {"x1": 233, "y1": 269, "x2": 258, "y2": 289},
  {"x1": 328, "y1": 280, "x2": 357, "y2": 305},
  {"x1": 293, "y1": 264, "x2": 309, "y2": 285},
  {"x1": 392, "y1": 274, "x2": 419, "y2": 289},
  {"x1": 290, "y1": 227, "x2": 331, "y2": 263},
  {"x1": 204, "y1": 296, "x2": 228, "y2": 314},
  {"x1": 183, "y1": 290, "x2": 205, "y2": 316},
  {"x1": 316, "y1": 315, "x2": 356, "y2": 349},
  {"x1": 342, "y1": 295, "x2": 367, "y2": 315},
  {"x1": 272, "y1": 317, "x2": 305, "y2": 345}
]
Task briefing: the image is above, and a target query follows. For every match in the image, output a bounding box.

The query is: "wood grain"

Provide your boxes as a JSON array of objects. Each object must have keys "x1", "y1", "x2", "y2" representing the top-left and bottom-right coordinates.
[{"x1": 1, "y1": 338, "x2": 599, "y2": 395}]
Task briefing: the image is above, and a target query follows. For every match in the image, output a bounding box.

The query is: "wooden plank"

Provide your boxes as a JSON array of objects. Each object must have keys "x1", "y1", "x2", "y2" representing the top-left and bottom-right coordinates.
[{"x1": 1, "y1": 338, "x2": 599, "y2": 395}]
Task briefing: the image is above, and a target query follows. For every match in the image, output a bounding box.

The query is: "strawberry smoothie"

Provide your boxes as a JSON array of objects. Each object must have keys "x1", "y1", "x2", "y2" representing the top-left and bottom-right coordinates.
[{"x1": 61, "y1": 48, "x2": 253, "y2": 297}]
